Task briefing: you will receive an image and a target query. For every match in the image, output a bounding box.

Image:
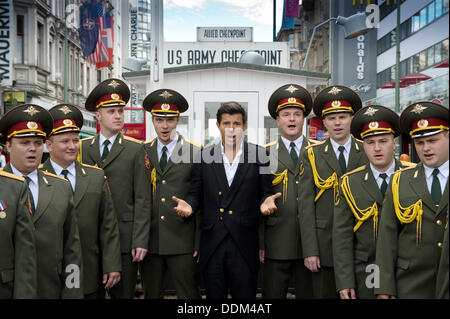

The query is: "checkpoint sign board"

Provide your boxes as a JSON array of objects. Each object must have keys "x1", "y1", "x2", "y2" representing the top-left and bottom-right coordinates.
[
  {"x1": 165, "y1": 42, "x2": 289, "y2": 68},
  {"x1": 197, "y1": 27, "x2": 253, "y2": 42}
]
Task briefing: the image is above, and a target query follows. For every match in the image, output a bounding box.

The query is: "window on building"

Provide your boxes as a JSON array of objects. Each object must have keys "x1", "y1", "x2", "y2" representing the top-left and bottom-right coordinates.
[
  {"x1": 444, "y1": 0, "x2": 449, "y2": 13},
  {"x1": 289, "y1": 34, "x2": 295, "y2": 49},
  {"x1": 97, "y1": 70, "x2": 101, "y2": 84},
  {"x1": 436, "y1": 0, "x2": 443, "y2": 17},
  {"x1": 442, "y1": 39, "x2": 449, "y2": 60},
  {"x1": 87, "y1": 66, "x2": 91, "y2": 91},
  {"x1": 435, "y1": 42, "x2": 443, "y2": 64},
  {"x1": 16, "y1": 15, "x2": 24, "y2": 64},
  {"x1": 419, "y1": 7, "x2": 428, "y2": 29},
  {"x1": 49, "y1": 40, "x2": 53, "y2": 77},
  {"x1": 427, "y1": 46, "x2": 435, "y2": 66},
  {"x1": 412, "y1": 12, "x2": 420, "y2": 33},
  {"x1": 428, "y1": 2, "x2": 436, "y2": 23},
  {"x1": 418, "y1": 50, "x2": 427, "y2": 70},
  {"x1": 37, "y1": 22, "x2": 44, "y2": 68},
  {"x1": 59, "y1": 44, "x2": 63, "y2": 81}
]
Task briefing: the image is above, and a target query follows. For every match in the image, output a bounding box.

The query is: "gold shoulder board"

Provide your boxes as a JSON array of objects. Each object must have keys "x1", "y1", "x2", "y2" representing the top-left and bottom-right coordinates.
[
  {"x1": 123, "y1": 136, "x2": 142, "y2": 144},
  {"x1": 341, "y1": 165, "x2": 366, "y2": 179},
  {"x1": 0, "y1": 170, "x2": 25, "y2": 182},
  {"x1": 184, "y1": 138, "x2": 202, "y2": 148},
  {"x1": 305, "y1": 140, "x2": 326, "y2": 150},
  {"x1": 82, "y1": 163, "x2": 103, "y2": 171},
  {"x1": 400, "y1": 161, "x2": 417, "y2": 168},
  {"x1": 42, "y1": 170, "x2": 69, "y2": 182},
  {"x1": 264, "y1": 140, "x2": 277, "y2": 148},
  {"x1": 144, "y1": 138, "x2": 155, "y2": 145}
]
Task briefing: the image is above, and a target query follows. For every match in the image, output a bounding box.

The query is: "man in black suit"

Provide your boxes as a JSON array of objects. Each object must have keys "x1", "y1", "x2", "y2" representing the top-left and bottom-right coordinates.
[{"x1": 172, "y1": 102, "x2": 280, "y2": 299}]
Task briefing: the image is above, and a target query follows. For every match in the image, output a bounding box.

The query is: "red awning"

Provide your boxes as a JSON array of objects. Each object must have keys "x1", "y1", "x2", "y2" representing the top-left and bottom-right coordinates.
[
  {"x1": 380, "y1": 80, "x2": 407, "y2": 89},
  {"x1": 434, "y1": 60, "x2": 449, "y2": 68},
  {"x1": 400, "y1": 72, "x2": 431, "y2": 87}
]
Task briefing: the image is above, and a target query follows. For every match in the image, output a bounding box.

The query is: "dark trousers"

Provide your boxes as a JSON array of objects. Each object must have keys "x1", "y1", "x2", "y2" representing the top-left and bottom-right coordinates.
[
  {"x1": 108, "y1": 253, "x2": 138, "y2": 299},
  {"x1": 140, "y1": 253, "x2": 201, "y2": 299},
  {"x1": 262, "y1": 258, "x2": 313, "y2": 299},
  {"x1": 202, "y1": 234, "x2": 258, "y2": 299},
  {"x1": 311, "y1": 266, "x2": 339, "y2": 299}
]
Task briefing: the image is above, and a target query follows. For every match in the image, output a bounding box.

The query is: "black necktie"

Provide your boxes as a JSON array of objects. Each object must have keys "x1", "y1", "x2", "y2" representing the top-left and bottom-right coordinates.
[
  {"x1": 101, "y1": 140, "x2": 111, "y2": 160},
  {"x1": 290, "y1": 142, "x2": 298, "y2": 167},
  {"x1": 61, "y1": 169, "x2": 74, "y2": 193},
  {"x1": 338, "y1": 145, "x2": 346, "y2": 174},
  {"x1": 23, "y1": 176, "x2": 35, "y2": 214},
  {"x1": 379, "y1": 173, "x2": 388, "y2": 197},
  {"x1": 160, "y1": 146, "x2": 168, "y2": 171},
  {"x1": 431, "y1": 169, "x2": 442, "y2": 206}
]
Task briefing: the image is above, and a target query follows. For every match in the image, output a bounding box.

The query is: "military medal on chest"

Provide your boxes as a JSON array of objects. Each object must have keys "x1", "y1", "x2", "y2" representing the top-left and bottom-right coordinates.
[{"x1": 0, "y1": 200, "x2": 7, "y2": 219}]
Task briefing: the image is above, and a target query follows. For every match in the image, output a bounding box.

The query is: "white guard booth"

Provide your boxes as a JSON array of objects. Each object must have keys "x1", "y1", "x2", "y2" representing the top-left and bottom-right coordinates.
[{"x1": 123, "y1": 62, "x2": 330, "y2": 147}]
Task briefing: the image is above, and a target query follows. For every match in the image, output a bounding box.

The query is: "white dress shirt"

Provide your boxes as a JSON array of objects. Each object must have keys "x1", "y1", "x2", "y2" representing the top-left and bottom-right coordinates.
[
  {"x1": 98, "y1": 133, "x2": 118, "y2": 155},
  {"x1": 50, "y1": 159, "x2": 76, "y2": 191},
  {"x1": 370, "y1": 160, "x2": 396, "y2": 189},
  {"x1": 220, "y1": 140, "x2": 243, "y2": 186},
  {"x1": 330, "y1": 137, "x2": 352, "y2": 166},
  {"x1": 424, "y1": 160, "x2": 449, "y2": 196},
  {"x1": 281, "y1": 135, "x2": 303, "y2": 158},
  {"x1": 10, "y1": 164, "x2": 39, "y2": 209},
  {"x1": 157, "y1": 133, "x2": 179, "y2": 162}
]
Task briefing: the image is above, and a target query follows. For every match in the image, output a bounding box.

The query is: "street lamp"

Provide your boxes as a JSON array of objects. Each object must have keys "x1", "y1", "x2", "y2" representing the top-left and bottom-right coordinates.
[{"x1": 302, "y1": 12, "x2": 372, "y2": 70}]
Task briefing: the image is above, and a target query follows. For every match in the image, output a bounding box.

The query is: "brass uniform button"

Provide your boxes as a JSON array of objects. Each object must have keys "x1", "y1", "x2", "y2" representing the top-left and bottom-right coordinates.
[
  {"x1": 219, "y1": 192, "x2": 222, "y2": 196},
  {"x1": 161, "y1": 198, "x2": 165, "y2": 203},
  {"x1": 296, "y1": 180, "x2": 299, "y2": 184},
  {"x1": 162, "y1": 180, "x2": 166, "y2": 184},
  {"x1": 438, "y1": 242, "x2": 443, "y2": 248},
  {"x1": 219, "y1": 216, "x2": 223, "y2": 221},
  {"x1": 161, "y1": 216, "x2": 165, "y2": 221},
  {"x1": 220, "y1": 208, "x2": 224, "y2": 213},
  {"x1": 436, "y1": 220, "x2": 442, "y2": 226},
  {"x1": 229, "y1": 210, "x2": 233, "y2": 215}
]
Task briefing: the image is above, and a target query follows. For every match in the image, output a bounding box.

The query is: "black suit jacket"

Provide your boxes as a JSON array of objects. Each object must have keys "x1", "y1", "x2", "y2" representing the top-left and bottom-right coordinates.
[{"x1": 186, "y1": 141, "x2": 273, "y2": 273}]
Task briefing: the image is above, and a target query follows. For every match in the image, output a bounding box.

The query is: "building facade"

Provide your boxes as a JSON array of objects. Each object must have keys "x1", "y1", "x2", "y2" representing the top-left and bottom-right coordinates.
[
  {"x1": 373, "y1": 0, "x2": 449, "y2": 109},
  {"x1": 1, "y1": 0, "x2": 125, "y2": 138}
]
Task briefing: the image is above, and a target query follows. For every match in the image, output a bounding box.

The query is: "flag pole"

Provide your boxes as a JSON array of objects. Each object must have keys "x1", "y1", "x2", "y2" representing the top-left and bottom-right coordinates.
[{"x1": 64, "y1": 0, "x2": 68, "y2": 103}]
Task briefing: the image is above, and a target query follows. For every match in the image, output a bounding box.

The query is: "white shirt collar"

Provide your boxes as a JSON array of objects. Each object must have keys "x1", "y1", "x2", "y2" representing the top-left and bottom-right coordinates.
[
  {"x1": 424, "y1": 160, "x2": 449, "y2": 179},
  {"x1": 99, "y1": 132, "x2": 119, "y2": 147},
  {"x1": 280, "y1": 135, "x2": 304, "y2": 153},
  {"x1": 370, "y1": 159, "x2": 396, "y2": 179},
  {"x1": 50, "y1": 159, "x2": 76, "y2": 177},
  {"x1": 220, "y1": 139, "x2": 244, "y2": 164},
  {"x1": 329, "y1": 136, "x2": 352, "y2": 154},
  {"x1": 10, "y1": 164, "x2": 39, "y2": 185},
  {"x1": 157, "y1": 133, "x2": 179, "y2": 156}
]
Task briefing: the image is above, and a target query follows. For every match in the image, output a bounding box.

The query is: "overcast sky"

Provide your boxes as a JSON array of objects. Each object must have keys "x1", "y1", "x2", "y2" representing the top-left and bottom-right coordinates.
[{"x1": 163, "y1": 0, "x2": 286, "y2": 42}]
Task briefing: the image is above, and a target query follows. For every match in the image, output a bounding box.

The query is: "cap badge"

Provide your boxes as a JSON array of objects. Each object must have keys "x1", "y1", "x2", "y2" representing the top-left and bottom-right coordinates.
[
  {"x1": 0, "y1": 211, "x2": 6, "y2": 219},
  {"x1": 331, "y1": 100, "x2": 341, "y2": 107},
  {"x1": 159, "y1": 91, "x2": 173, "y2": 100},
  {"x1": 411, "y1": 104, "x2": 427, "y2": 114},
  {"x1": 161, "y1": 103, "x2": 171, "y2": 111},
  {"x1": 364, "y1": 107, "x2": 378, "y2": 117},
  {"x1": 288, "y1": 97, "x2": 297, "y2": 103},
  {"x1": 285, "y1": 85, "x2": 298, "y2": 94},
  {"x1": 27, "y1": 121, "x2": 38, "y2": 130},
  {"x1": 368, "y1": 121, "x2": 379, "y2": 129},
  {"x1": 108, "y1": 80, "x2": 120, "y2": 89},
  {"x1": 417, "y1": 119, "x2": 429, "y2": 128},
  {"x1": 111, "y1": 93, "x2": 120, "y2": 100},
  {"x1": 63, "y1": 119, "x2": 73, "y2": 126},
  {"x1": 59, "y1": 106, "x2": 72, "y2": 115},
  {"x1": 328, "y1": 87, "x2": 342, "y2": 95},
  {"x1": 23, "y1": 106, "x2": 40, "y2": 116}
]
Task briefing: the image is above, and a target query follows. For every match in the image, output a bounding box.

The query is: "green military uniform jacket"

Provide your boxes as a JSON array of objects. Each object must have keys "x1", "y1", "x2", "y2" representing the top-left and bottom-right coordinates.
[
  {"x1": 79, "y1": 133, "x2": 150, "y2": 253},
  {"x1": 375, "y1": 163, "x2": 448, "y2": 298},
  {"x1": 0, "y1": 170, "x2": 37, "y2": 299},
  {"x1": 137, "y1": 135, "x2": 201, "y2": 255},
  {"x1": 260, "y1": 136, "x2": 314, "y2": 260},
  {"x1": 299, "y1": 137, "x2": 367, "y2": 266},
  {"x1": 41, "y1": 160, "x2": 122, "y2": 295},
  {"x1": 436, "y1": 220, "x2": 449, "y2": 299},
  {"x1": 3, "y1": 164, "x2": 83, "y2": 299},
  {"x1": 332, "y1": 160, "x2": 411, "y2": 298}
]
